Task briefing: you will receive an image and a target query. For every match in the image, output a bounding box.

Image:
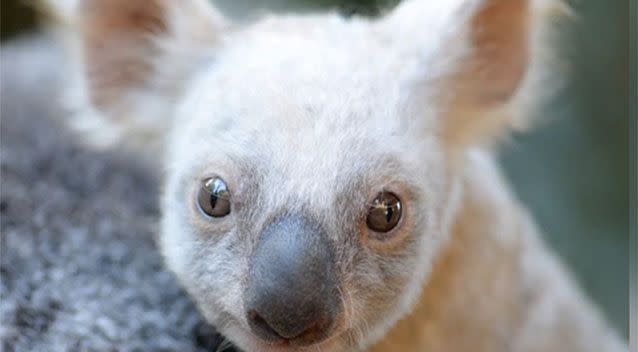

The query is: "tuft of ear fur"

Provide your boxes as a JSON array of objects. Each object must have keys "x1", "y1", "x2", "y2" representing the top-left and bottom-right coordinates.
[
  {"x1": 381, "y1": 0, "x2": 567, "y2": 152},
  {"x1": 41, "y1": 0, "x2": 228, "y2": 149},
  {"x1": 441, "y1": 0, "x2": 533, "y2": 151},
  {"x1": 444, "y1": 0, "x2": 569, "y2": 151}
]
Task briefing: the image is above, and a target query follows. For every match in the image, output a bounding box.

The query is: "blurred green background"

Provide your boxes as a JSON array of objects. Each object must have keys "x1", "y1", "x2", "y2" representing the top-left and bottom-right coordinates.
[{"x1": 1, "y1": 0, "x2": 629, "y2": 339}]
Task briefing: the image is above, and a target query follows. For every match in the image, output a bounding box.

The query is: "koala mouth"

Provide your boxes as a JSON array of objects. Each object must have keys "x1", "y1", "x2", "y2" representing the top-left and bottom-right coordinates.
[{"x1": 243, "y1": 214, "x2": 343, "y2": 347}]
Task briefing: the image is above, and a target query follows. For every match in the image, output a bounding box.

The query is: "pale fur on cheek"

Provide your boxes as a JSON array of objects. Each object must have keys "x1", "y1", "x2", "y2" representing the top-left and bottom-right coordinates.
[
  {"x1": 161, "y1": 221, "x2": 248, "y2": 335},
  {"x1": 159, "y1": 175, "x2": 247, "y2": 331},
  {"x1": 354, "y1": 143, "x2": 463, "y2": 350}
]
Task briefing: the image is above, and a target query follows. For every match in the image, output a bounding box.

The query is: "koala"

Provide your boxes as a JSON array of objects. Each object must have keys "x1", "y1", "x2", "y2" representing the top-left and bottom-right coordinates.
[{"x1": 44, "y1": 0, "x2": 627, "y2": 351}]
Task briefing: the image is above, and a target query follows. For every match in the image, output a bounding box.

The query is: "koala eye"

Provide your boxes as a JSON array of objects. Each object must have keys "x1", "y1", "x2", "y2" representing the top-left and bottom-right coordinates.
[
  {"x1": 197, "y1": 177, "x2": 231, "y2": 218},
  {"x1": 366, "y1": 192, "x2": 402, "y2": 233}
]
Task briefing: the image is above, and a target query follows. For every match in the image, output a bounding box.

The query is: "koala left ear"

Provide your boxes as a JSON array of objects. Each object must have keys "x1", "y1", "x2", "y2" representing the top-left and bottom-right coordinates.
[
  {"x1": 441, "y1": 0, "x2": 531, "y2": 148},
  {"x1": 43, "y1": 0, "x2": 229, "y2": 149},
  {"x1": 381, "y1": 0, "x2": 562, "y2": 150},
  {"x1": 456, "y1": 0, "x2": 531, "y2": 105}
]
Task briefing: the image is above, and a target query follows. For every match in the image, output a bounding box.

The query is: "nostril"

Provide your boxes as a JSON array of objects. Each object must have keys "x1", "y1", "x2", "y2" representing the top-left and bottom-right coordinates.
[
  {"x1": 247, "y1": 309, "x2": 285, "y2": 342},
  {"x1": 248, "y1": 308, "x2": 335, "y2": 346},
  {"x1": 294, "y1": 316, "x2": 332, "y2": 343},
  {"x1": 247, "y1": 308, "x2": 334, "y2": 345}
]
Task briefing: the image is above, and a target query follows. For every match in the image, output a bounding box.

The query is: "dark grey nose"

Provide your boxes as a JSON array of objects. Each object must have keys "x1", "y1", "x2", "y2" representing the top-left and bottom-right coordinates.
[{"x1": 245, "y1": 214, "x2": 340, "y2": 345}]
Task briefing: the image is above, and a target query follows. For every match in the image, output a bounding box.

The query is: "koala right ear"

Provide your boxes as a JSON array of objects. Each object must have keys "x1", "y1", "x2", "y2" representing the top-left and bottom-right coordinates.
[
  {"x1": 43, "y1": 0, "x2": 229, "y2": 148},
  {"x1": 379, "y1": 0, "x2": 564, "y2": 152}
]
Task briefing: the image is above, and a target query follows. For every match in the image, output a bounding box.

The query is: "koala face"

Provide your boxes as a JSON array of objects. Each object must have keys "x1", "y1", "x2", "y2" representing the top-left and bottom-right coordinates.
[
  {"x1": 59, "y1": 0, "x2": 547, "y2": 350},
  {"x1": 159, "y1": 33, "x2": 461, "y2": 348}
]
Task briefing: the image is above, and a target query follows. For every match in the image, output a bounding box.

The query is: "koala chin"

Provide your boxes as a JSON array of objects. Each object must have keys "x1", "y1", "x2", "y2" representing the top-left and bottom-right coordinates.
[{"x1": 48, "y1": 0, "x2": 626, "y2": 351}]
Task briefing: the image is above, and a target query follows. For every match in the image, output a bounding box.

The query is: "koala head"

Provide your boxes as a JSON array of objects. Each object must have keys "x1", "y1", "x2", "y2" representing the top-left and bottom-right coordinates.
[{"x1": 59, "y1": 0, "x2": 558, "y2": 350}]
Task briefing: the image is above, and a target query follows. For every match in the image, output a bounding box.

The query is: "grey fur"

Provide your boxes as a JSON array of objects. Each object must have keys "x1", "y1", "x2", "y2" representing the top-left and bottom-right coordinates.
[{"x1": 0, "y1": 36, "x2": 235, "y2": 352}]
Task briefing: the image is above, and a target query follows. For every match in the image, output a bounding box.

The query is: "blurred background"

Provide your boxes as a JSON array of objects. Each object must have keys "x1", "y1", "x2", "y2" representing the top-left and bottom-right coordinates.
[{"x1": 1, "y1": 0, "x2": 629, "y2": 339}]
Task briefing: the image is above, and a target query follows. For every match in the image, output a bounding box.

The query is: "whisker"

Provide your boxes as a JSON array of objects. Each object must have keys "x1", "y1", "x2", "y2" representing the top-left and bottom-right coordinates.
[{"x1": 216, "y1": 338, "x2": 233, "y2": 352}]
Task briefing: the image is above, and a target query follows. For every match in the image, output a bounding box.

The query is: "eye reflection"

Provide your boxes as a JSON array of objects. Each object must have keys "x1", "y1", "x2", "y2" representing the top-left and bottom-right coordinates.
[
  {"x1": 366, "y1": 192, "x2": 402, "y2": 233},
  {"x1": 197, "y1": 177, "x2": 231, "y2": 218}
]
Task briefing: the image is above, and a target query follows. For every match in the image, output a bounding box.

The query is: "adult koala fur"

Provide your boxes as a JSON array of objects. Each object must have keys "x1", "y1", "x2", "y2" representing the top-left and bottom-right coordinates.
[{"x1": 44, "y1": 0, "x2": 627, "y2": 351}]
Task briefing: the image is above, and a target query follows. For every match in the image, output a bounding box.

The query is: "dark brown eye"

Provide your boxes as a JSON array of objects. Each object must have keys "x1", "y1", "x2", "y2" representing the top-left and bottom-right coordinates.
[
  {"x1": 366, "y1": 192, "x2": 402, "y2": 233},
  {"x1": 197, "y1": 177, "x2": 231, "y2": 217}
]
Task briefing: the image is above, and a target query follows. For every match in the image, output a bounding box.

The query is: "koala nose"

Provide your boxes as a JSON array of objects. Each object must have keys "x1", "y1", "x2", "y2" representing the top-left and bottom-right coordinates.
[{"x1": 245, "y1": 215, "x2": 340, "y2": 345}]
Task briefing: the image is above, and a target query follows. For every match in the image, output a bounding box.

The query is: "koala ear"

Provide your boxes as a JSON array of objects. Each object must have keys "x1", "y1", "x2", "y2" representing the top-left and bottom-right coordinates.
[
  {"x1": 382, "y1": 0, "x2": 562, "y2": 150},
  {"x1": 454, "y1": 0, "x2": 531, "y2": 105},
  {"x1": 47, "y1": 0, "x2": 228, "y2": 148},
  {"x1": 441, "y1": 0, "x2": 531, "y2": 148}
]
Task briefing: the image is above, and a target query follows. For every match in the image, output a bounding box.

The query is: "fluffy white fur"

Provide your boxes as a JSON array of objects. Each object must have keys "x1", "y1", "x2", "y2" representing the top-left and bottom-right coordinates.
[{"x1": 45, "y1": 0, "x2": 626, "y2": 351}]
